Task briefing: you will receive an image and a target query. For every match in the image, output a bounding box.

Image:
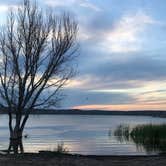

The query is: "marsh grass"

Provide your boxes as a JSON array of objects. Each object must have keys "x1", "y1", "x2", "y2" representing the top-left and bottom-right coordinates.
[
  {"x1": 114, "y1": 124, "x2": 166, "y2": 153},
  {"x1": 114, "y1": 124, "x2": 130, "y2": 142}
]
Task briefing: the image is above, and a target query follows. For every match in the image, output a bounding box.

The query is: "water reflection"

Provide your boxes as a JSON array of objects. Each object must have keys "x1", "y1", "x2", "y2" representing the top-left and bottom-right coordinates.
[
  {"x1": 113, "y1": 124, "x2": 130, "y2": 142},
  {"x1": 113, "y1": 124, "x2": 166, "y2": 154}
]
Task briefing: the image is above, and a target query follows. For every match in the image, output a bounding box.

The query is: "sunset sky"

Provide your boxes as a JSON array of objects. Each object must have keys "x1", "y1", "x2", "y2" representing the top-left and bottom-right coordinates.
[{"x1": 1, "y1": 0, "x2": 166, "y2": 110}]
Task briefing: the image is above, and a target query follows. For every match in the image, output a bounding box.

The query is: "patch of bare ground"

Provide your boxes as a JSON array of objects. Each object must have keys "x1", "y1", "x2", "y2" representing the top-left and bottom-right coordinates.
[{"x1": 0, "y1": 153, "x2": 166, "y2": 166}]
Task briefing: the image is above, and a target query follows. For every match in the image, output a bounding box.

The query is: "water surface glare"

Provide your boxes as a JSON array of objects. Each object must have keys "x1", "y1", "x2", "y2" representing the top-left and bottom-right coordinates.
[{"x1": 0, "y1": 115, "x2": 166, "y2": 155}]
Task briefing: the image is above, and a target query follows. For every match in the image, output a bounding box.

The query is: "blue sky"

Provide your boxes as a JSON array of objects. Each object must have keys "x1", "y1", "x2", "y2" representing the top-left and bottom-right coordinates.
[{"x1": 1, "y1": 0, "x2": 166, "y2": 110}]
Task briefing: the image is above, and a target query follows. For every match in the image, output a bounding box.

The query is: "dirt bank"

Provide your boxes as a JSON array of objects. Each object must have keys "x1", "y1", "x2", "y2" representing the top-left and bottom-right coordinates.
[{"x1": 0, "y1": 152, "x2": 166, "y2": 166}]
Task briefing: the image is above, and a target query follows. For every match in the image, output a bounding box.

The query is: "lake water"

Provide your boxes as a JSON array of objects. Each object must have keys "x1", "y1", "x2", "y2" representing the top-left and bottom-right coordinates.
[{"x1": 0, "y1": 115, "x2": 166, "y2": 155}]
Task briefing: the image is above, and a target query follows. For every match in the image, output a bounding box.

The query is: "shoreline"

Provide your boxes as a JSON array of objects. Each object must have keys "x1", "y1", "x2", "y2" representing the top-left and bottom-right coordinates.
[
  {"x1": 1, "y1": 109, "x2": 166, "y2": 118},
  {"x1": 0, "y1": 151, "x2": 166, "y2": 166}
]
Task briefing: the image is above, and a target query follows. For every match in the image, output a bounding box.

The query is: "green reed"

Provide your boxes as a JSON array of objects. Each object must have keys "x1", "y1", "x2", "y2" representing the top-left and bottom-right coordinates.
[{"x1": 114, "y1": 124, "x2": 166, "y2": 153}]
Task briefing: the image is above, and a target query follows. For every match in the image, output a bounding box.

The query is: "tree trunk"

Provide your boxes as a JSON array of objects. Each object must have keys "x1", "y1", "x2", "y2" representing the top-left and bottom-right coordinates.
[
  {"x1": 8, "y1": 129, "x2": 24, "y2": 154},
  {"x1": 7, "y1": 111, "x2": 28, "y2": 154}
]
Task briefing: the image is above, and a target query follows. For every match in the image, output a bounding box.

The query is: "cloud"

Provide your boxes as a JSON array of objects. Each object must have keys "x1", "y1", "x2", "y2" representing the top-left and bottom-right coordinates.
[
  {"x1": 61, "y1": 88, "x2": 136, "y2": 108},
  {"x1": 63, "y1": 78, "x2": 166, "y2": 110},
  {"x1": 79, "y1": 0, "x2": 101, "y2": 12},
  {"x1": 75, "y1": 50, "x2": 166, "y2": 83},
  {"x1": 73, "y1": 103, "x2": 166, "y2": 111},
  {"x1": 102, "y1": 11, "x2": 157, "y2": 53},
  {"x1": 78, "y1": 10, "x2": 159, "y2": 54},
  {"x1": 103, "y1": 55, "x2": 166, "y2": 81},
  {"x1": 0, "y1": 0, "x2": 20, "y2": 5},
  {"x1": 45, "y1": 0, "x2": 74, "y2": 7},
  {"x1": 0, "y1": 4, "x2": 20, "y2": 24},
  {"x1": 63, "y1": 50, "x2": 166, "y2": 108},
  {"x1": 45, "y1": 0, "x2": 102, "y2": 11},
  {"x1": 0, "y1": 5, "x2": 9, "y2": 13},
  {"x1": 0, "y1": 4, "x2": 18, "y2": 13},
  {"x1": 1, "y1": 0, "x2": 165, "y2": 110},
  {"x1": 68, "y1": 80, "x2": 166, "y2": 110}
]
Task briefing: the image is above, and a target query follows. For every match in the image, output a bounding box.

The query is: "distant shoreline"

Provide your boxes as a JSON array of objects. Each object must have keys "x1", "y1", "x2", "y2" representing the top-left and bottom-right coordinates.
[{"x1": 0, "y1": 109, "x2": 166, "y2": 117}]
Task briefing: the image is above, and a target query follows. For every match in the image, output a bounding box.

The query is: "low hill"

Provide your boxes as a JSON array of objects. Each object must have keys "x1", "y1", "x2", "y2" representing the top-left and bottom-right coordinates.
[{"x1": 0, "y1": 108, "x2": 166, "y2": 117}]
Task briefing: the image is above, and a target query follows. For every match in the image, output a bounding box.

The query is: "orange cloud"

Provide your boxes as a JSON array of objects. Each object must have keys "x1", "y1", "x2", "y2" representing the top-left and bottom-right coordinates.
[{"x1": 73, "y1": 104, "x2": 166, "y2": 111}]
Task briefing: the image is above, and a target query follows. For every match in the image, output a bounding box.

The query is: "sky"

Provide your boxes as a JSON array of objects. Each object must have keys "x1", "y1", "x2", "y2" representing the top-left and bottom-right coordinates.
[{"x1": 1, "y1": 0, "x2": 166, "y2": 111}]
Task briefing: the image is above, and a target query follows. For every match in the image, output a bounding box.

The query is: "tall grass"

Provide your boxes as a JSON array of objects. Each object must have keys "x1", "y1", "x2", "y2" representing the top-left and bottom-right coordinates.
[
  {"x1": 114, "y1": 124, "x2": 130, "y2": 142},
  {"x1": 56, "y1": 143, "x2": 69, "y2": 154},
  {"x1": 114, "y1": 124, "x2": 166, "y2": 153},
  {"x1": 47, "y1": 143, "x2": 69, "y2": 154}
]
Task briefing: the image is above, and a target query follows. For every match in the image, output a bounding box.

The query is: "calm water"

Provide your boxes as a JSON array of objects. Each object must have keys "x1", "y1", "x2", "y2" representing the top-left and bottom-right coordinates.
[{"x1": 0, "y1": 115, "x2": 166, "y2": 155}]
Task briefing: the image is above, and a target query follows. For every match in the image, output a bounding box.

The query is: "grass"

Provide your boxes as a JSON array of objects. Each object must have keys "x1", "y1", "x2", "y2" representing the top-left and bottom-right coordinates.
[
  {"x1": 44, "y1": 142, "x2": 69, "y2": 155},
  {"x1": 130, "y1": 124, "x2": 166, "y2": 138},
  {"x1": 114, "y1": 124, "x2": 130, "y2": 142},
  {"x1": 56, "y1": 143, "x2": 69, "y2": 154},
  {"x1": 114, "y1": 124, "x2": 166, "y2": 153}
]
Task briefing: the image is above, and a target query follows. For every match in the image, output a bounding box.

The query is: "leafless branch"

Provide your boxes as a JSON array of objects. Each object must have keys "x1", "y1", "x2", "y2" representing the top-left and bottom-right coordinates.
[{"x1": 0, "y1": 0, "x2": 78, "y2": 136}]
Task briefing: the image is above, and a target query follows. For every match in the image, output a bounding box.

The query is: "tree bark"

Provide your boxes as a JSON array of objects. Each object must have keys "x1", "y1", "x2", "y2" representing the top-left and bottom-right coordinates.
[
  {"x1": 8, "y1": 112, "x2": 24, "y2": 154},
  {"x1": 8, "y1": 129, "x2": 24, "y2": 154},
  {"x1": 8, "y1": 137, "x2": 24, "y2": 154}
]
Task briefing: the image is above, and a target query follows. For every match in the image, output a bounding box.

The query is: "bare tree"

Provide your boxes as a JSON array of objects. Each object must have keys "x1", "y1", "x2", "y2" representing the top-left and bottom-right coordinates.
[{"x1": 0, "y1": 0, "x2": 78, "y2": 153}]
